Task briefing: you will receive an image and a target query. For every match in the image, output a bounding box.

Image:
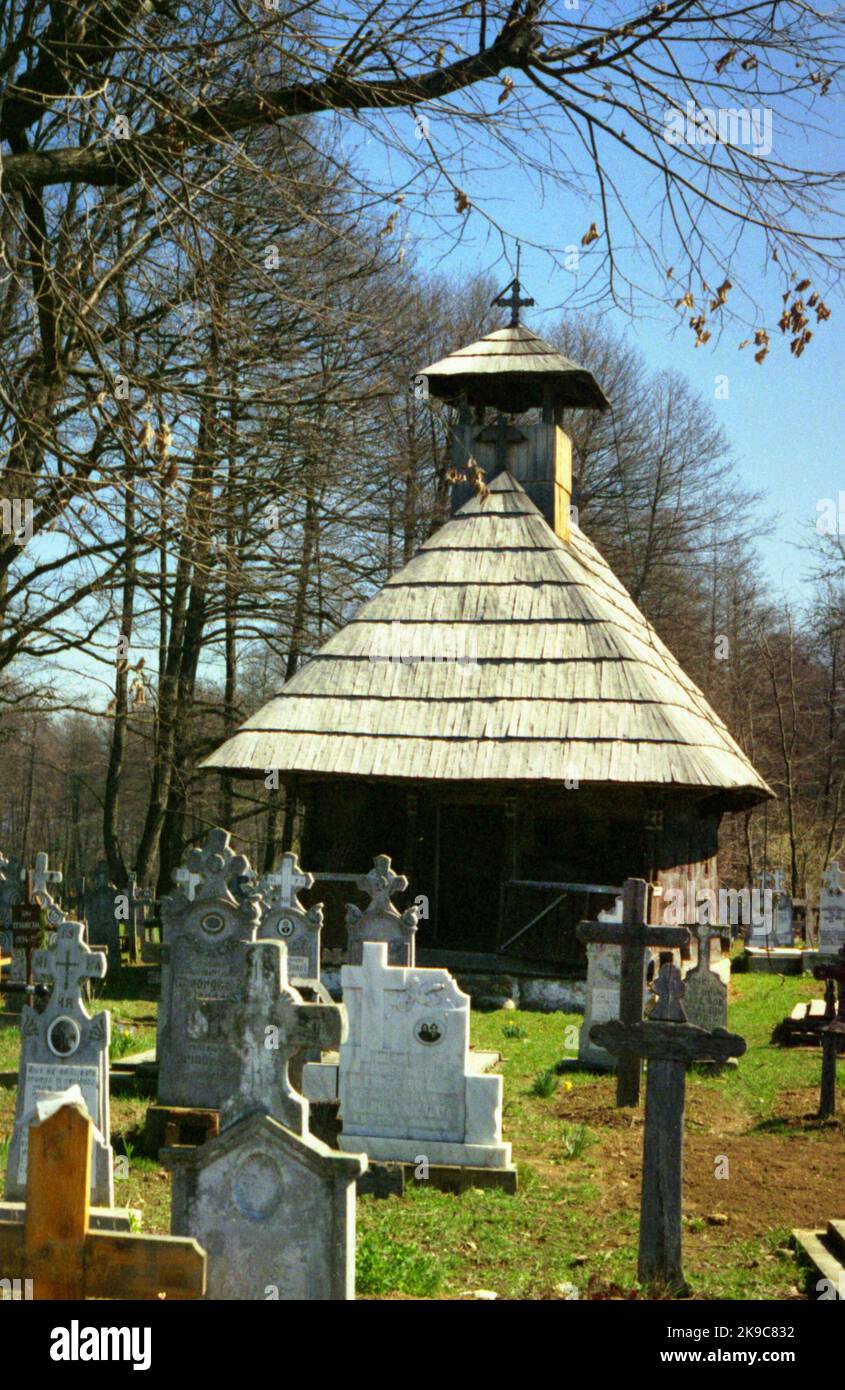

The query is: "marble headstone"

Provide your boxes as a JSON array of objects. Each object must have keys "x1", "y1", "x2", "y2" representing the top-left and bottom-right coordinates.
[
  {"x1": 345, "y1": 854, "x2": 418, "y2": 966},
  {"x1": 163, "y1": 939, "x2": 364, "y2": 1300},
  {"x1": 258, "y1": 853, "x2": 323, "y2": 985},
  {"x1": 578, "y1": 897, "x2": 655, "y2": 1068},
  {"x1": 84, "y1": 861, "x2": 121, "y2": 956},
  {"x1": 819, "y1": 862, "x2": 845, "y2": 955},
  {"x1": 319, "y1": 941, "x2": 512, "y2": 1169},
  {"x1": 6, "y1": 918, "x2": 113, "y2": 1205},
  {"x1": 156, "y1": 828, "x2": 261, "y2": 1110}
]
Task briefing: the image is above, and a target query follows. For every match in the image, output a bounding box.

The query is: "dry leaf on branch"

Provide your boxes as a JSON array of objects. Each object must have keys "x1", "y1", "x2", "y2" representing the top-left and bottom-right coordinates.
[{"x1": 581, "y1": 222, "x2": 600, "y2": 246}]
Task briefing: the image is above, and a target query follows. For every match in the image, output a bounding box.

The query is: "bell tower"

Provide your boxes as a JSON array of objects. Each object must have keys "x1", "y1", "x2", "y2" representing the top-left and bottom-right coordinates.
[{"x1": 417, "y1": 278, "x2": 609, "y2": 542}]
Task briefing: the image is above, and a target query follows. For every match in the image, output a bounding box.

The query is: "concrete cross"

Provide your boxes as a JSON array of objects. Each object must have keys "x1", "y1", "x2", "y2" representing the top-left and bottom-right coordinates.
[
  {"x1": 34, "y1": 920, "x2": 106, "y2": 1012},
  {"x1": 651, "y1": 961, "x2": 687, "y2": 1021},
  {"x1": 126, "y1": 871, "x2": 153, "y2": 962},
  {"x1": 592, "y1": 960, "x2": 746, "y2": 1295},
  {"x1": 29, "y1": 852, "x2": 62, "y2": 902},
  {"x1": 577, "y1": 878, "x2": 690, "y2": 1106},
  {"x1": 173, "y1": 865, "x2": 202, "y2": 901},
  {"x1": 91, "y1": 860, "x2": 114, "y2": 892},
  {"x1": 358, "y1": 854, "x2": 407, "y2": 914},
  {"x1": 260, "y1": 852, "x2": 313, "y2": 912},
  {"x1": 694, "y1": 923, "x2": 718, "y2": 973},
  {"x1": 185, "y1": 827, "x2": 250, "y2": 903},
  {"x1": 823, "y1": 861, "x2": 845, "y2": 894},
  {"x1": 197, "y1": 939, "x2": 344, "y2": 1135}
]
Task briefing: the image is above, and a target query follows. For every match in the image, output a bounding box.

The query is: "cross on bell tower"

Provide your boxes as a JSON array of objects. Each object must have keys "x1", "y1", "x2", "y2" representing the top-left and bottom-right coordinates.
[{"x1": 492, "y1": 249, "x2": 535, "y2": 327}]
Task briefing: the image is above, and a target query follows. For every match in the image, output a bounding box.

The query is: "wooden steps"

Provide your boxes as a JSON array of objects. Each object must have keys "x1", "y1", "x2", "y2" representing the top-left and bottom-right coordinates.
[{"x1": 792, "y1": 1219, "x2": 845, "y2": 1298}]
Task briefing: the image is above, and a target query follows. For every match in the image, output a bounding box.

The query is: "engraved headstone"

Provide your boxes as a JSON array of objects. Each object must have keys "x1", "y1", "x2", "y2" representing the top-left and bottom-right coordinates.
[
  {"x1": 323, "y1": 940, "x2": 512, "y2": 1169},
  {"x1": 345, "y1": 854, "x2": 418, "y2": 967},
  {"x1": 819, "y1": 862, "x2": 845, "y2": 955},
  {"x1": 163, "y1": 938, "x2": 364, "y2": 1300},
  {"x1": 156, "y1": 828, "x2": 261, "y2": 1110},
  {"x1": 682, "y1": 926, "x2": 728, "y2": 1033},
  {"x1": 83, "y1": 861, "x2": 121, "y2": 956},
  {"x1": 258, "y1": 853, "x2": 323, "y2": 985},
  {"x1": 125, "y1": 871, "x2": 154, "y2": 962},
  {"x1": 5, "y1": 918, "x2": 113, "y2": 1205}
]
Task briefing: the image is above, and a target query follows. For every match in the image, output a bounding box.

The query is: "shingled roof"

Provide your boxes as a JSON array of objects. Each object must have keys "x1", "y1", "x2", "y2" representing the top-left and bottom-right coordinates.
[{"x1": 202, "y1": 472, "x2": 771, "y2": 804}]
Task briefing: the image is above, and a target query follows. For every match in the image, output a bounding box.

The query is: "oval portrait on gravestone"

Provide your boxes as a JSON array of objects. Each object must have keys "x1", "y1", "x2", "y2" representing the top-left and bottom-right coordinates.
[
  {"x1": 47, "y1": 1015, "x2": 81, "y2": 1058},
  {"x1": 414, "y1": 1018, "x2": 444, "y2": 1046},
  {"x1": 200, "y1": 911, "x2": 225, "y2": 936},
  {"x1": 277, "y1": 918, "x2": 294, "y2": 938},
  {"x1": 232, "y1": 1152, "x2": 284, "y2": 1221}
]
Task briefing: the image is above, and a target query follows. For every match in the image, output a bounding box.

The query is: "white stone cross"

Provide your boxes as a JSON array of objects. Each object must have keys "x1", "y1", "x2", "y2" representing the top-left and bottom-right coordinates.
[
  {"x1": 34, "y1": 919, "x2": 106, "y2": 1011},
  {"x1": 29, "y1": 851, "x2": 62, "y2": 904},
  {"x1": 260, "y1": 852, "x2": 313, "y2": 912},
  {"x1": 823, "y1": 861, "x2": 845, "y2": 894},
  {"x1": 358, "y1": 854, "x2": 407, "y2": 914},
  {"x1": 173, "y1": 866, "x2": 202, "y2": 901}
]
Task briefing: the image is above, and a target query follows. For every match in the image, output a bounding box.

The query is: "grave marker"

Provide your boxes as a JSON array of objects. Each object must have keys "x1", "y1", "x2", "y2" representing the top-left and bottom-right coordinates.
[
  {"x1": 125, "y1": 871, "x2": 154, "y2": 963},
  {"x1": 0, "y1": 1100, "x2": 204, "y2": 1299},
  {"x1": 346, "y1": 854, "x2": 418, "y2": 966},
  {"x1": 83, "y1": 861, "x2": 121, "y2": 957},
  {"x1": 164, "y1": 938, "x2": 364, "y2": 1300},
  {"x1": 6, "y1": 919, "x2": 113, "y2": 1205},
  {"x1": 592, "y1": 961, "x2": 746, "y2": 1294},
  {"x1": 324, "y1": 940, "x2": 512, "y2": 1170},
  {"x1": 258, "y1": 852, "x2": 323, "y2": 985},
  {"x1": 819, "y1": 862, "x2": 845, "y2": 955},
  {"x1": 577, "y1": 879, "x2": 690, "y2": 1105},
  {"x1": 156, "y1": 828, "x2": 261, "y2": 1110},
  {"x1": 683, "y1": 925, "x2": 728, "y2": 1034},
  {"x1": 814, "y1": 946, "x2": 845, "y2": 1119}
]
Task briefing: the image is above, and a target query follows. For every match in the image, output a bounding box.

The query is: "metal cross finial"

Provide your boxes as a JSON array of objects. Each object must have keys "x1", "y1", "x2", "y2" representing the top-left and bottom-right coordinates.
[{"x1": 492, "y1": 248, "x2": 535, "y2": 327}]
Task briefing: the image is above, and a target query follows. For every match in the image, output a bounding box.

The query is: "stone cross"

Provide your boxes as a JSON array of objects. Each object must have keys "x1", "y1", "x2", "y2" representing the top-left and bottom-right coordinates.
[
  {"x1": 260, "y1": 852, "x2": 312, "y2": 912},
  {"x1": 823, "y1": 862, "x2": 845, "y2": 893},
  {"x1": 186, "y1": 828, "x2": 254, "y2": 904},
  {"x1": 173, "y1": 865, "x2": 202, "y2": 901},
  {"x1": 34, "y1": 920, "x2": 106, "y2": 1011},
  {"x1": 592, "y1": 961, "x2": 746, "y2": 1294},
  {"x1": 346, "y1": 853, "x2": 419, "y2": 967},
  {"x1": 29, "y1": 852, "x2": 62, "y2": 915},
  {"x1": 0, "y1": 1101, "x2": 205, "y2": 1300},
  {"x1": 577, "y1": 879, "x2": 690, "y2": 1106},
  {"x1": 196, "y1": 939, "x2": 344, "y2": 1134}
]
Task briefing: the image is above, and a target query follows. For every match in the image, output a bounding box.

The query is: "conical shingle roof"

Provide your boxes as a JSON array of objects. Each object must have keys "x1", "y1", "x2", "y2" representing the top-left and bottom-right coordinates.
[
  {"x1": 418, "y1": 324, "x2": 610, "y2": 412},
  {"x1": 202, "y1": 473, "x2": 770, "y2": 803}
]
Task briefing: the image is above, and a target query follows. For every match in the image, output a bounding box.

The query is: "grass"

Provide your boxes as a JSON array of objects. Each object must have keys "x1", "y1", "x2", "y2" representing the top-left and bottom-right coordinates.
[{"x1": 0, "y1": 961, "x2": 835, "y2": 1299}]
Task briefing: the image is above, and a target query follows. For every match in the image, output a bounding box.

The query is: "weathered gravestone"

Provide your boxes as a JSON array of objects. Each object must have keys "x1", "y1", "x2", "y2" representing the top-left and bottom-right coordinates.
[
  {"x1": 258, "y1": 852, "x2": 323, "y2": 986},
  {"x1": 819, "y1": 862, "x2": 845, "y2": 956},
  {"x1": 156, "y1": 828, "x2": 261, "y2": 1110},
  {"x1": 577, "y1": 879, "x2": 690, "y2": 1105},
  {"x1": 577, "y1": 895, "x2": 652, "y2": 1071},
  {"x1": 163, "y1": 938, "x2": 364, "y2": 1300},
  {"x1": 2, "y1": 855, "x2": 64, "y2": 986},
  {"x1": 345, "y1": 854, "x2": 418, "y2": 966},
  {"x1": 0, "y1": 851, "x2": 22, "y2": 927},
  {"x1": 814, "y1": 946, "x2": 845, "y2": 1119},
  {"x1": 682, "y1": 925, "x2": 728, "y2": 1035},
  {"x1": 0, "y1": 1100, "x2": 205, "y2": 1300},
  {"x1": 316, "y1": 940, "x2": 512, "y2": 1170},
  {"x1": 83, "y1": 861, "x2": 121, "y2": 956},
  {"x1": 773, "y1": 877, "x2": 794, "y2": 947},
  {"x1": 6, "y1": 919, "x2": 113, "y2": 1206},
  {"x1": 592, "y1": 961, "x2": 746, "y2": 1295}
]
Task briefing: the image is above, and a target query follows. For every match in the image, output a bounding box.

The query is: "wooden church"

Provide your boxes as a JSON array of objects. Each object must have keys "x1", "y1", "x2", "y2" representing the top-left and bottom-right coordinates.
[{"x1": 204, "y1": 283, "x2": 771, "y2": 977}]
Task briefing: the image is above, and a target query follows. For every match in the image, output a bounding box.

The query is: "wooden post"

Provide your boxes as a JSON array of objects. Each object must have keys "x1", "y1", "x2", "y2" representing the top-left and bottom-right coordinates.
[
  {"x1": 1, "y1": 1103, "x2": 205, "y2": 1300},
  {"x1": 592, "y1": 962, "x2": 746, "y2": 1295}
]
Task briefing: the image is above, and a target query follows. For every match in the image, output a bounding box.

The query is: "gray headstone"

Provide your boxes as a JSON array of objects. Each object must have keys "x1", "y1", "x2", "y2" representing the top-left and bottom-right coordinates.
[
  {"x1": 0, "y1": 852, "x2": 22, "y2": 928},
  {"x1": 163, "y1": 938, "x2": 364, "y2": 1300},
  {"x1": 156, "y1": 828, "x2": 261, "y2": 1110},
  {"x1": 578, "y1": 898, "x2": 655, "y2": 1068},
  {"x1": 345, "y1": 854, "x2": 418, "y2": 966},
  {"x1": 258, "y1": 853, "x2": 323, "y2": 985},
  {"x1": 682, "y1": 926, "x2": 728, "y2": 1033},
  {"x1": 6, "y1": 918, "x2": 113, "y2": 1205},
  {"x1": 83, "y1": 861, "x2": 121, "y2": 955}
]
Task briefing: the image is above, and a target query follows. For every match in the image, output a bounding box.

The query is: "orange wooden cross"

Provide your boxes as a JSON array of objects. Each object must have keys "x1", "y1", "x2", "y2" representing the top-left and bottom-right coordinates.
[{"x1": 0, "y1": 1102, "x2": 206, "y2": 1299}]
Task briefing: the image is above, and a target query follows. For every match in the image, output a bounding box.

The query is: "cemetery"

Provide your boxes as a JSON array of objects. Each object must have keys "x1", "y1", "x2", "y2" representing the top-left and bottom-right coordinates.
[{"x1": 1, "y1": 0, "x2": 844, "y2": 1333}]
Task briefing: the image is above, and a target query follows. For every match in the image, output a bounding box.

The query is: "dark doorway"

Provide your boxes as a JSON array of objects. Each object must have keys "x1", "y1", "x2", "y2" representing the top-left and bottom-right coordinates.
[{"x1": 435, "y1": 804, "x2": 505, "y2": 952}]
